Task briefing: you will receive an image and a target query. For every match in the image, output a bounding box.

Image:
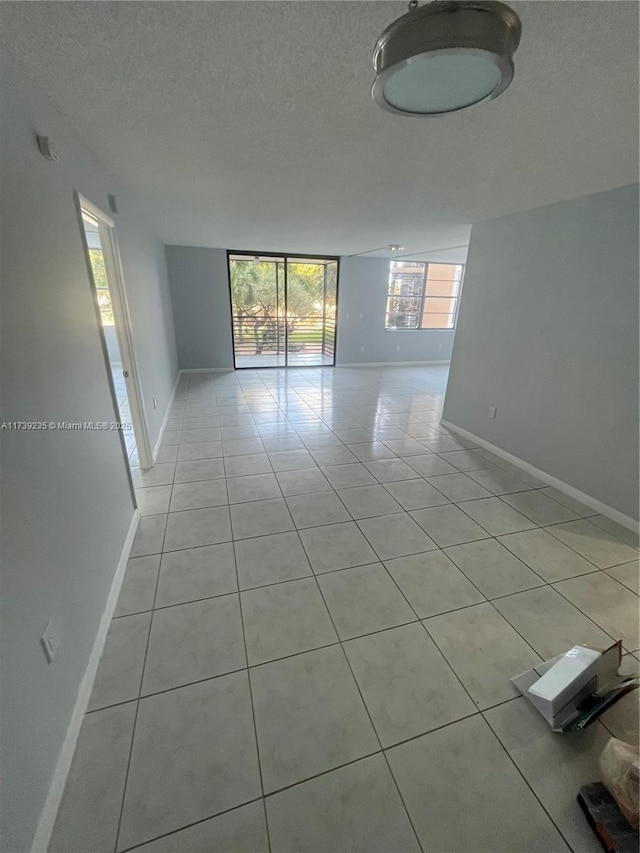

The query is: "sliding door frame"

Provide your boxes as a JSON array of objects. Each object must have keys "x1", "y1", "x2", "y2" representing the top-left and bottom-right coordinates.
[{"x1": 226, "y1": 250, "x2": 340, "y2": 369}]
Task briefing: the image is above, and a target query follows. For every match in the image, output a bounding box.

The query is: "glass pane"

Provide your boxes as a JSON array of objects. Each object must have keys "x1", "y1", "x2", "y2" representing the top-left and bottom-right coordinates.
[
  {"x1": 322, "y1": 261, "x2": 338, "y2": 364},
  {"x1": 394, "y1": 315, "x2": 420, "y2": 329},
  {"x1": 389, "y1": 260, "x2": 426, "y2": 298},
  {"x1": 424, "y1": 297, "x2": 454, "y2": 313},
  {"x1": 425, "y1": 277, "x2": 460, "y2": 297},
  {"x1": 426, "y1": 263, "x2": 464, "y2": 295},
  {"x1": 229, "y1": 255, "x2": 338, "y2": 368},
  {"x1": 95, "y1": 287, "x2": 114, "y2": 326},
  {"x1": 388, "y1": 277, "x2": 424, "y2": 297},
  {"x1": 393, "y1": 260, "x2": 426, "y2": 274},
  {"x1": 422, "y1": 313, "x2": 453, "y2": 328},
  {"x1": 386, "y1": 300, "x2": 420, "y2": 329},
  {"x1": 87, "y1": 248, "x2": 113, "y2": 326},
  {"x1": 287, "y1": 259, "x2": 334, "y2": 366},
  {"x1": 229, "y1": 257, "x2": 285, "y2": 367},
  {"x1": 388, "y1": 296, "x2": 421, "y2": 313},
  {"x1": 426, "y1": 263, "x2": 458, "y2": 281},
  {"x1": 422, "y1": 296, "x2": 457, "y2": 329}
]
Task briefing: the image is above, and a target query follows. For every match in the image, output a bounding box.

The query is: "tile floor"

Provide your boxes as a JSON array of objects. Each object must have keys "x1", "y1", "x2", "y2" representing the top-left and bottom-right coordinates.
[
  {"x1": 51, "y1": 365, "x2": 639, "y2": 853},
  {"x1": 112, "y1": 365, "x2": 138, "y2": 466}
]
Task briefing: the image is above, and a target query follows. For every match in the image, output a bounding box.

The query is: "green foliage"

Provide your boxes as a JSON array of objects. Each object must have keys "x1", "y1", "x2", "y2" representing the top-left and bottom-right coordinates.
[
  {"x1": 230, "y1": 260, "x2": 336, "y2": 319},
  {"x1": 88, "y1": 249, "x2": 107, "y2": 288},
  {"x1": 96, "y1": 292, "x2": 114, "y2": 325},
  {"x1": 288, "y1": 329, "x2": 324, "y2": 344},
  {"x1": 230, "y1": 259, "x2": 337, "y2": 353},
  {"x1": 88, "y1": 248, "x2": 114, "y2": 325}
]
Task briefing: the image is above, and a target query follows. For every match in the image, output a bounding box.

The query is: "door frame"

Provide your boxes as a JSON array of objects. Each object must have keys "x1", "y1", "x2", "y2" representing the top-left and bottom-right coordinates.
[
  {"x1": 75, "y1": 192, "x2": 153, "y2": 471},
  {"x1": 226, "y1": 250, "x2": 341, "y2": 369}
]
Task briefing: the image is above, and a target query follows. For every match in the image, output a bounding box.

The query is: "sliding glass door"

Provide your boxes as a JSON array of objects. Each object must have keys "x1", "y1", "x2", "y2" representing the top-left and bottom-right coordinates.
[
  {"x1": 229, "y1": 255, "x2": 286, "y2": 367},
  {"x1": 228, "y1": 253, "x2": 339, "y2": 368}
]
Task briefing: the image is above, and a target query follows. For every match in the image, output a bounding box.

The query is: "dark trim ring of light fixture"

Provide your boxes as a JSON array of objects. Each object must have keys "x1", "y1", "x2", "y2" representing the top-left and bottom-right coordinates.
[{"x1": 372, "y1": 0, "x2": 522, "y2": 117}]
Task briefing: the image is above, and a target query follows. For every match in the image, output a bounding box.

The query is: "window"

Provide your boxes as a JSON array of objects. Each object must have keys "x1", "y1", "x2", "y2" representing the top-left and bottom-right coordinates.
[
  {"x1": 88, "y1": 247, "x2": 115, "y2": 326},
  {"x1": 385, "y1": 260, "x2": 464, "y2": 330}
]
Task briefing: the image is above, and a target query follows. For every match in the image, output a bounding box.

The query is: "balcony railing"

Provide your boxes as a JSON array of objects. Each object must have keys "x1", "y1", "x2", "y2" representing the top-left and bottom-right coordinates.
[{"x1": 232, "y1": 314, "x2": 336, "y2": 358}]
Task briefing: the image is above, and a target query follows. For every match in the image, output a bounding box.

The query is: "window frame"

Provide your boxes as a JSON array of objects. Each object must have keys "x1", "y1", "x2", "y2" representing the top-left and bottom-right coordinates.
[{"x1": 385, "y1": 260, "x2": 465, "y2": 331}]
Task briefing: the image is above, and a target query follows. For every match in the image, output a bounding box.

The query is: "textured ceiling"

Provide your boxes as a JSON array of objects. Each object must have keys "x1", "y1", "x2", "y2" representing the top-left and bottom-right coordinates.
[{"x1": 2, "y1": 1, "x2": 638, "y2": 256}]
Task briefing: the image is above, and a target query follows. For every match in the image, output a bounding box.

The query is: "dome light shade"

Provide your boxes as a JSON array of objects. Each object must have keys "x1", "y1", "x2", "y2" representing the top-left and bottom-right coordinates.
[{"x1": 372, "y1": 1, "x2": 522, "y2": 117}]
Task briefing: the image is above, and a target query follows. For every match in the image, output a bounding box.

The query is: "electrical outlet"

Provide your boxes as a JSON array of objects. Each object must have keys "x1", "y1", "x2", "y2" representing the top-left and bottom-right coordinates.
[
  {"x1": 396, "y1": 345, "x2": 400, "y2": 352},
  {"x1": 488, "y1": 406, "x2": 497, "y2": 419},
  {"x1": 153, "y1": 397, "x2": 157, "y2": 409},
  {"x1": 41, "y1": 619, "x2": 59, "y2": 663},
  {"x1": 360, "y1": 346, "x2": 365, "y2": 352}
]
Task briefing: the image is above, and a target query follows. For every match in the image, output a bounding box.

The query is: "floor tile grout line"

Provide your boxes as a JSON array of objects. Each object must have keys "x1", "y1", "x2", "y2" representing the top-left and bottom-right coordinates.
[
  {"x1": 424, "y1": 479, "x2": 539, "y2": 506},
  {"x1": 381, "y1": 709, "x2": 484, "y2": 752},
  {"x1": 283, "y1": 483, "x2": 355, "y2": 529},
  {"x1": 497, "y1": 493, "x2": 588, "y2": 527},
  {"x1": 145, "y1": 449, "x2": 635, "y2": 557},
  {"x1": 481, "y1": 598, "x2": 551, "y2": 664},
  {"x1": 361, "y1": 539, "x2": 486, "y2": 715},
  {"x1": 116, "y1": 796, "x2": 267, "y2": 853},
  {"x1": 441, "y1": 537, "x2": 553, "y2": 592},
  {"x1": 586, "y1": 516, "x2": 640, "y2": 550},
  {"x1": 541, "y1": 522, "x2": 638, "y2": 571},
  {"x1": 548, "y1": 583, "x2": 623, "y2": 644},
  {"x1": 231, "y1": 536, "x2": 273, "y2": 853},
  {"x1": 602, "y1": 567, "x2": 640, "y2": 596},
  {"x1": 115, "y1": 548, "x2": 618, "y2": 629},
  {"x1": 111, "y1": 523, "x2": 165, "y2": 853},
  {"x1": 439, "y1": 494, "x2": 526, "y2": 541},
  {"x1": 306, "y1": 563, "x2": 426, "y2": 853},
  {"x1": 494, "y1": 532, "x2": 604, "y2": 585},
  {"x1": 486, "y1": 588, "x2": 619, "y2": 665},
  {"x1": 476, "y1": 507, "x2": 636, "y2": 571},
  {"x1": 481, "y1": 710, "x2": 575, "y2": 851}
]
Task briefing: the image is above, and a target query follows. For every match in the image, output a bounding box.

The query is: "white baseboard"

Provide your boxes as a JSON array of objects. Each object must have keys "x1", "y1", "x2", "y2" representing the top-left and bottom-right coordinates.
[
  {"x1": 441, "y1": 420, "x2": 639, "y2": 534},
  {"x1": 152, "y1": 371, "x2": 181, "y2": 464},
  {"x1": 179, "y1": 362, "x2": 451, "y2": 371},
  {"x1": 31, "y1": 509, "x2": 141, "y2": 853},
  {"x1": 336, "y1": 360, "x2": 451, "y2": 368}
]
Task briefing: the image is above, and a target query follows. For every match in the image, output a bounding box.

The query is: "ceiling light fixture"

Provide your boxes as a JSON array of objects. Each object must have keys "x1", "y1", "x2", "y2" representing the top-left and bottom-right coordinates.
[
  {"x1": 372, "y1": 0, "x2": 522, "y2": 117},
  {"x1": 388, "y1": 244, "x2": 405, "y2": 251}
]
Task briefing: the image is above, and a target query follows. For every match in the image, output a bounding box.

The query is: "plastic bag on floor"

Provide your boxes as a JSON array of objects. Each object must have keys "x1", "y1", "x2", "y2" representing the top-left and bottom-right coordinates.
[{"x1": 599, "y1": 737, "x2": 640, "y2": 829}]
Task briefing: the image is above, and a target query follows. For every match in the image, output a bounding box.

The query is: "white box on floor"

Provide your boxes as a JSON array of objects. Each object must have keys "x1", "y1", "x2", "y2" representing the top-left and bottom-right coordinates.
[{"x1": 512, "y1": 641, "x2": 623, "y2": 731}]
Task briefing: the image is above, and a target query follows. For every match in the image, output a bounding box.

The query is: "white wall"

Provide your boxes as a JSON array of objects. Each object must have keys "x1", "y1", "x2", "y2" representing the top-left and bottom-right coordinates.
[
  {"x1": 164, "y1": 247, "x2": 466, "y2": 369},
  {"x1": 336, "y1": 256, "x2": 460, "y2": 365},
  {"x1": 443, "y1": 184, "x2": 639, "y2": 521},
  {"x1": 165, "y1": 246, "x2": 234, "y2": 369},
  {"x1": 0, "y1": 58, "x2": 178, "y2": 852}
]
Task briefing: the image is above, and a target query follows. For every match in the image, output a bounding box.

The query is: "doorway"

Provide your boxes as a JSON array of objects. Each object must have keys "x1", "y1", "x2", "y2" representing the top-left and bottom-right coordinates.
[
  {"x1": 78, "y1": 195, "x2": 152, "y2": 470},
  {"x1": 228, "y1": 252, "x2": 339, "y2": 368}
]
